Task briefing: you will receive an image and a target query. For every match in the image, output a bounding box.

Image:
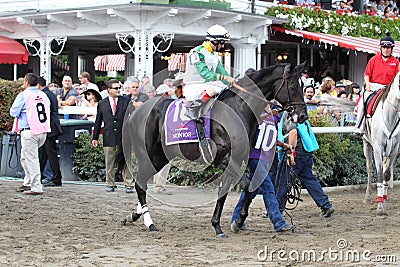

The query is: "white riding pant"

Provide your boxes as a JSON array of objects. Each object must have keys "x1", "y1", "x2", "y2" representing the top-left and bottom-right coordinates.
[
  {"x1": 183, "y1": 81, "x2": 226, "y2": 101},
  {"x1": 355, "y1": 82, "x2": 385, "y2": 129}
]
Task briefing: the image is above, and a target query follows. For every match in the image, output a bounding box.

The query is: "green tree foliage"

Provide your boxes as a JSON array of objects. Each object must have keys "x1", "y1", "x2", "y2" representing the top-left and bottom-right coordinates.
[
  {"x1": 168, "y1": 159, "x2": 223, "y2": 187},
  {"x1": 72, "y1": 133, "x2": 105, "y2": 181},
  {"x1": 0, "y1": 79, "x2": 23, "y2": 133}
]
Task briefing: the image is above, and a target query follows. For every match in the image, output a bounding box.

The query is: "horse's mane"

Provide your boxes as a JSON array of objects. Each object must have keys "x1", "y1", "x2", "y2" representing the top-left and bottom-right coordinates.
[
  {"x1": 381, "y1": 72, "x2": 398, "y2": 103},
  {"x1": 248, "y1": 65, "x2": 283, "y2": 83}
]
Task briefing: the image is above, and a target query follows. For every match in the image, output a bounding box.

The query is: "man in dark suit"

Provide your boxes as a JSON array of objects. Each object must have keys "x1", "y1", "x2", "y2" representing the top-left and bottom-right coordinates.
[
  {"x1": 91, "y1": 79, "x2": 132, "y2": 193},
  {"x1": 37, "y1": 76, "x2": 63, "y2": 186}
]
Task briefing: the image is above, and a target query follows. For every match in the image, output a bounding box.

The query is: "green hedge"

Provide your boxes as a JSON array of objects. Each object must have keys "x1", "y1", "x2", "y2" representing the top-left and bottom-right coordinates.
[
  {"x1": 95, "y1": 75, "x2": 125, "y2": 84},
  {"x1": 0, "y1": 79, "x2": 23, "y2": 133},
  {"x1": 72, "y1": 133, "x2": 105, "y2": 181}
]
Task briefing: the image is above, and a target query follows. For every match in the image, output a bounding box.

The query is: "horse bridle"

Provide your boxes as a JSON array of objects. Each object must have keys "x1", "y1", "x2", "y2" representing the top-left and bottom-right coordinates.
[
  {"x1": 272, "y1": 65, "x2": 307, "y2": 117},
  {"x1": 230, "y1": 65, "x2": 306, "y2": 117}
]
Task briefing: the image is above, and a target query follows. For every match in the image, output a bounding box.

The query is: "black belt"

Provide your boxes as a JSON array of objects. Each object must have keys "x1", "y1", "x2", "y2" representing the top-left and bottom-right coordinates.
[{"x1": 21, "y1": 128, "x2": 30, "y2": 131}]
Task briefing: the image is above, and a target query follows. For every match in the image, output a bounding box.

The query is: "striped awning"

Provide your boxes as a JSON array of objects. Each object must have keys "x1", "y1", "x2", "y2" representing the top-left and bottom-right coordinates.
[
  {"x1": 167, "y1": 53, "x2": 187, "y2": 72},
  {"x1": 94, "y1": 54, "x2": 125, "y2": 71},
  {"x1": 51, "y1": 57, "x2": 69, "y2": 71},
  {"x1": 272, "y1": 26, "x2": 400, "y2": 58}
]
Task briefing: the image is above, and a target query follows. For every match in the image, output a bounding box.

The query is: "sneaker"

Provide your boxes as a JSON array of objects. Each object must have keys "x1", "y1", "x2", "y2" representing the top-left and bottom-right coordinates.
[
  {"x1": 106, "y1": 186, "x2": 115, "y2": 192},
  {"x1": 125, "y1": 187, "x2": 133, "y2": 194},
  {"x1": 320, "y1": 207, "x2": 335, "y2": 218},
  {"x1": 241, "y1": 224, "x2": 256, "y2": 232},
  {"x1": 262, "y1": 211, "x2": 268, "y2": 218},
  {"x1": 277, "y1": 224, "x2": 295, "y2": 232}
]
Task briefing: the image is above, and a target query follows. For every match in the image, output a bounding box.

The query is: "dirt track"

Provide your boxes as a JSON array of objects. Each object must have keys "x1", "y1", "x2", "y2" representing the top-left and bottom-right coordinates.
[{"x1": 0, "y1": 178, "x2": 399, "y2": 266}]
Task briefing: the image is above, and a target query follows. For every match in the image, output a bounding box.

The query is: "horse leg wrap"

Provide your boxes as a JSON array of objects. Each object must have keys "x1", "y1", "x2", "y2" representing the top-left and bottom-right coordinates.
[
  {"x1": 136, "y1": 202, "x2": 143, "y2": 214},
  {"x1": 376, "y1": 196, "x2": 385, "y2": 203},
  {"x1": 383, "y1": 182, "x2": 389, "y2": 200},
  {"x1": 141, "y1": 206, "x2": 154, "y2": 228},
  {"x1": 377, "y1": 183, "x2": 383, "y2": 197}
]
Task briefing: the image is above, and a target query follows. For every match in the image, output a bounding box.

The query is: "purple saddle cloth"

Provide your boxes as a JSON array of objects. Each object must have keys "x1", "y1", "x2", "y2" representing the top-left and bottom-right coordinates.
[{"x1": 164, "y1": 99, "x2": 210, "y2": 145}]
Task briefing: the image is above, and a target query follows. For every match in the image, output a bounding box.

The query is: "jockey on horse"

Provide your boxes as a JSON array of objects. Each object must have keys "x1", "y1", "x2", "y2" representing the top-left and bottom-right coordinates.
[
  {"x1": 353, "y1": 32, "x2": 400, "y2": 136},
  {"x1": 182, "y1": 24, "x2": 236, "y2": 162}
]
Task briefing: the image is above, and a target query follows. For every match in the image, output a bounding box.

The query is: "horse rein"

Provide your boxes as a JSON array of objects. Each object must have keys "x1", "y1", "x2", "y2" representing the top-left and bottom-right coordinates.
[{"x1": 231, "y1": 65, "x2": 306, "y2": 116}]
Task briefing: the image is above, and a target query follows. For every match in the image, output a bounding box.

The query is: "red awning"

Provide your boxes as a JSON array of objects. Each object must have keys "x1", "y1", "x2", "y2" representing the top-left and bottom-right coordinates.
[
  {"x1": 94, "y1": 54, "x2": 125, "y2": 71},
  {"x1": 272, "y1": 26, "x2": 400, "y2": 58},
  {"x1": 167, "y1": 53, "x2": 187, "y2": 72},
  {"x1": 0, "y1": 36, "x2": 28, "y2": 64}
]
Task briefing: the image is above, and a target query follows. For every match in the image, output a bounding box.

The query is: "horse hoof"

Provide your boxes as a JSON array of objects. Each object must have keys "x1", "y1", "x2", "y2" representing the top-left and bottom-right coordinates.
[
  {"x1": 217, "y1": 233, "x2": 227, "y2": 238},
  {"x1": 149, "y1": 224, "x2": 159, "y2": 232}
]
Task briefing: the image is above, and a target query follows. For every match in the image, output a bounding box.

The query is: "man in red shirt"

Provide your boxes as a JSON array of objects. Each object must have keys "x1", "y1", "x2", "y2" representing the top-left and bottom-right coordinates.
[{"x1": 354, "y1": 32, "x2": 400, "y2": 135}]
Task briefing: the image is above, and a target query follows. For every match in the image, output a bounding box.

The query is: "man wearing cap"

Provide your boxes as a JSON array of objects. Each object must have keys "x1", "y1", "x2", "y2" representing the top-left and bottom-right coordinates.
[
  {"x1": 354, "y1": 32, "x2": 400, "y2": 136},
  {"x1": 335, "y1": 81, "x2": 346, "y2": 93},
  {"x1": 173, "y1": 73, "x2": 185, "y2": 99}
]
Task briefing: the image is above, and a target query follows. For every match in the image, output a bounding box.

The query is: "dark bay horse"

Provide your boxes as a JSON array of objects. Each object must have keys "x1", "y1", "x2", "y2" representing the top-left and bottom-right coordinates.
[
  {"x1": 122, "y1": 64, "x2": 308, "y2": 237},
  {"x1": 363, "y1": 72, "x2": 400, "y2": 214}
]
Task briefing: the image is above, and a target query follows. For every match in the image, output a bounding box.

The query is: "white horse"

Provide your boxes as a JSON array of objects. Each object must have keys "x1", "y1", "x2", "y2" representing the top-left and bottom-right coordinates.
[{"x1": 363, "y1": 71, "x2": 400, "y2": 213}]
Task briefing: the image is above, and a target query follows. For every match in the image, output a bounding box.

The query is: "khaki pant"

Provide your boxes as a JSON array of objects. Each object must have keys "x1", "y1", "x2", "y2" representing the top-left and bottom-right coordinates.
[
  {"x1": 104, "y1": 146, "x2": 133, "y2": 188},
  {"x1": 20, "y1": 130, "x2": 46, "y2": 193},
  {"x1": 153, "y1": 163, "x2": 171, "y2": 192}
]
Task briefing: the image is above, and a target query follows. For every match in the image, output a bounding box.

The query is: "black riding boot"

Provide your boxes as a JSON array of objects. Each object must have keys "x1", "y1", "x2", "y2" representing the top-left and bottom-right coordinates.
[
  {"x1": 185, "y1": 100, "x2": 203, "y2": 120},
  {"x1": 195, "y1": 120, "x2": 213, "y2": 164}
]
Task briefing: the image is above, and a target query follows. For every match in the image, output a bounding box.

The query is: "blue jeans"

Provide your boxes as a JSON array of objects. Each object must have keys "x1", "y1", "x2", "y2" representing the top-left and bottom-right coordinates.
[
  {"x1": 275, "y1": 151, "x2": 332, "y2": 212},
  {"x1": 231, "y1": 159, "x2": 287, "y2": 232},
  {"x1": 42, "y1": 160, "x2": 53, "y2": 183}
]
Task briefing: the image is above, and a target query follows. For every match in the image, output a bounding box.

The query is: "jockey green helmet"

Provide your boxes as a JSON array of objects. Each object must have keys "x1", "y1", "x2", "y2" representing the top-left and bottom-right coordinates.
[{"x1": 206, "y1": 25, "x2": 230, "y2": 42}]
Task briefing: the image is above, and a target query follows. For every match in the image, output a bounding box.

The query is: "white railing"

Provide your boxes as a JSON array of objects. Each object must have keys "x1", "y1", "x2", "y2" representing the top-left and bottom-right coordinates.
[
  {"x1": 58, "y1": 106, "x2": 97, "y2": 115},
  {"x1": 58, "y1": 105, "x2": 356, "y2": 133}
]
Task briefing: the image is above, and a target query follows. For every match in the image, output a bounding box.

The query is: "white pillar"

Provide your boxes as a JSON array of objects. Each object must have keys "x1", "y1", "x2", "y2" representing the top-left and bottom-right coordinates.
[
  {"x1": 40, "y1": 36, "x2": 52, "y2": 83},
  {"x1": 13, "y1": 64, "x2": 17, "y2": 81},
  {"x1": 134, "y1": 30, "x2": 154, "y2": 81},
  {"x1": 257, "y1": 44, "x2": 262, "y2": 70},
  {"x1": 232, "y1": 44, "x2": 257, "y2": 77}
]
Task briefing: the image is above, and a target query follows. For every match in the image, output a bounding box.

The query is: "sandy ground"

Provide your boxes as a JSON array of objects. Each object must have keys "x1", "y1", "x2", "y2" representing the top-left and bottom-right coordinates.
[{"x1": 0, "y1": 178, "x2": 400, "y2": 267}]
